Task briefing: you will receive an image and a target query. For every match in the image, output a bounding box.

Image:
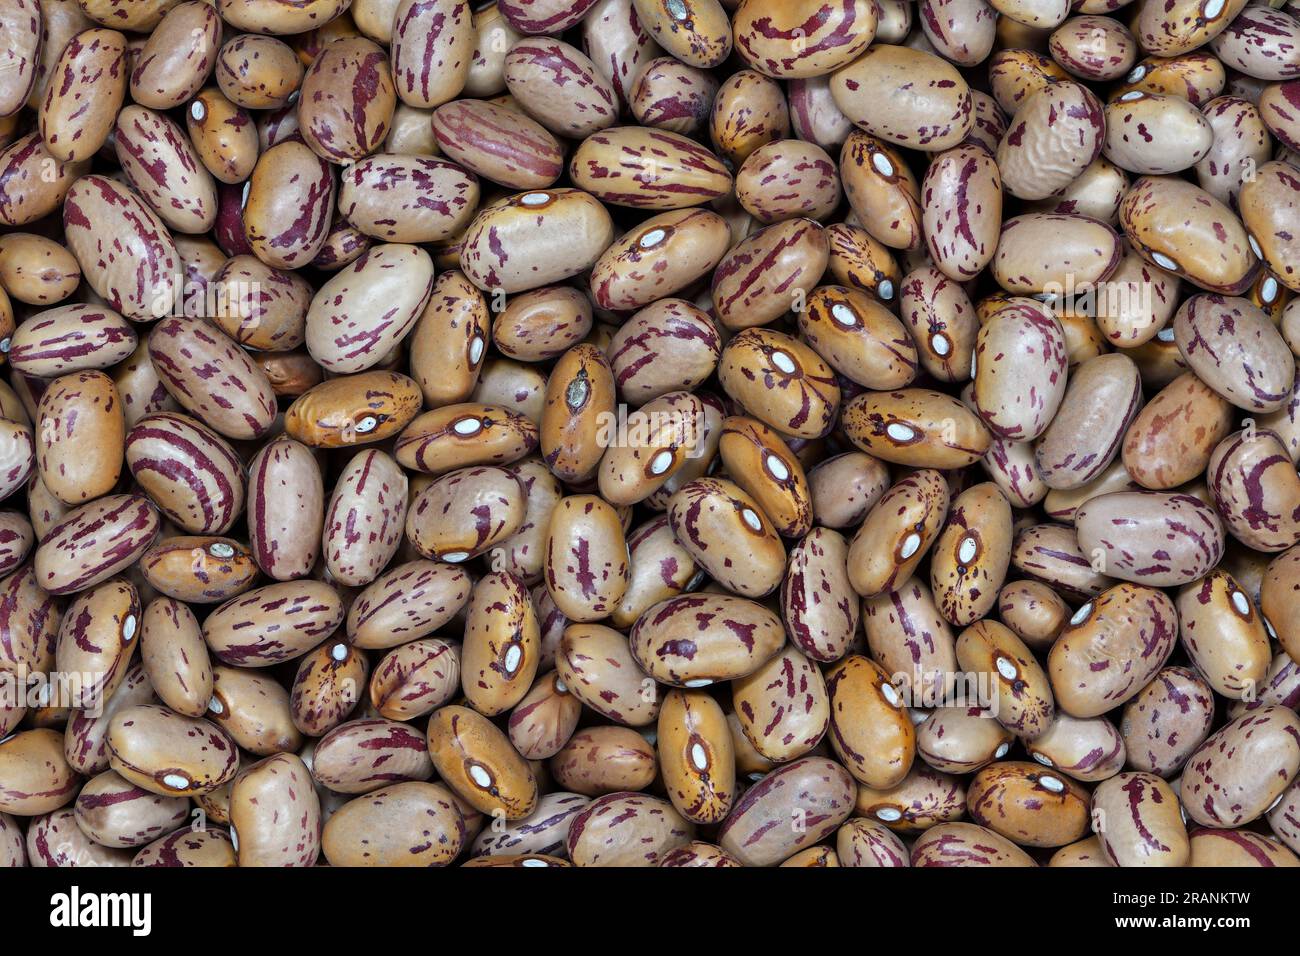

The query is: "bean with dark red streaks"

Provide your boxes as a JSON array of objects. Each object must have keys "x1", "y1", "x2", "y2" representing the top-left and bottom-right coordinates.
[
  {"x1": 1182, "y1": 706, "x2": 1300, "y2": 828},
  {"x1": 202, "y1": 580, "x2": 344, "y2": 668},
  {"x1": 106, "y1": 704, "x2": 239, "y2": 797},
  {"x1": 310, "y1": 718, "x2": 434, "y2": 794},
  {"x1": 322, "y1": 448, "x2": 408, "y2": 588},
  {"x1": 8, "y1": 304, "x2": 137, "y2": 379},
  {"x1": 27, "y1": 808, "x2": 132, "y2": 867},
  {"x1": 732, "y1": 645, "x2": 829, "y2": 764},
  {"x1": 912, "y1": 822, "x2": 1037, "y2": 866},
  {"x1": 74, "y1": 768, "x2": 188, "y2": 848},
  {"x1": 131, "y1": 827, "x2": 236, "y2": 867},
  {"x1": 34, "y1": 494, "x2": 159, "y2": 596},
  {"x1": 346, "y1": 560, "x2": 471, "y2": 649},
  {"x1": 717, "y1": 756, "x2": 854, "y2": 867},
  {"x1": 630, "y1": 593, "x2": 785, "y2": 688},
  {"x1": 431, "y1": 99, "x2": 562, "y2": 190},
  {"x1": 555, "y1": 623, "x2": 660, "y2": 726},
  {"x1": 1091, "y1": 771, "x2": 1189, "y2": 867},
  {"x1": 506, "y1": 670, "x2": 580, "y2": 760}
]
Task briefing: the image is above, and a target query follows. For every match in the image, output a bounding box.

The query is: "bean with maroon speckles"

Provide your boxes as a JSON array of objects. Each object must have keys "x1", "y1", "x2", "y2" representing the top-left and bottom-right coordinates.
[
  {"x1": 63, "y1": 661, "x2": 150, "y2": 777},
  {"x1": 1133, "y1": 0, "x2": 1249, "y2": 59},
  {"x1": 666, "y1": 477, "x2": 784, "y2": 597},
  {"x1": 824, "y1": 654, "x2": 914, "y2": 787},
  {"x1": 138, "y1": 536, "x2": 257, "y2": 605},
  {"x1": 311, "y1": 718, "x2": 433, "y2": 794},
  {"x1": 186, "y1": 88, "x2": 258, "y2": 188},
  {"x1": 863, "y1": 577, "x2": 957, "y2": 702},
  {"x1": 629, "y1": 55, "x2": 717, "y2": 135},
  {"x1": 570, "y1": 126, "x2": 732, "y2": 211},
  {"x1": 1208, "y1": 428, "x2": 1300, "y2": 553},
  {"x1": 53, "y1": 578, "x2": 139, "y2": 712},
  {"x1": 323, "y1": 780, "x2": 466, "y2": 866},
  {"x1": 289, "y1": 637, "x2": 368, "y2": 737},
  {"x1": 957, "y1": 619, "x2": 1055, "y2": 740},
  {"x1": 0, "y1": 811, "x2": 26, "y2": 865},
  {"x1": 297, "y1": 37, "x2": 394, "y2": 165},
  {"x1": 0, "y1": 233, "x2": 79, "y2": 307},
  {"x1": 973, "y1": 298, "x2": 1068, "y2": 442},
  {"x1": 847, "y1": 468, "x2": 949, "y2": 598},
  {"x1": 405, "y1": 465, "x2": 525, "y2": 564},
  {"x1": 215, "y1": 34, "x2": 301, "y2": 111},
  {"x1": 1075, "y1": 490, "x2": 1226, "y2": 587},
  {"x1": 631, "y1": 591, "x2": 785, "y2": 688},
  {"x1": 550, "y1": 725, "x2": 656, "y2": 796},
  {"x1": 106, "y1": 704, "x2": 238, "y2": 797},
  {"x1": 305, "y1": 243, "x2": 434, "y2": 375},
  {"x1": 967, "y1": 760, "x2": 1090, "y2": 847},
  {"x1": 717, "y1": 416, "x2": 811, "y2": 539},
  {"x1": 9, "y1": 304, "x2": 137, "y2": 379},
  {"x1": 347, "y1": 560, "x2": 470, "y2": 649},
  {"x1": 34, "y1": 494, "x2": 159, "y2": 596},
  {"x1": 504, "y1": 36, "x2": 616, "y2": 140},
  {"x1": 930, "y1": 482, "x2": 1012, "y2": 627},
  {"x1": 389, "y1": 0, "x2": 472, "y2": 111},
  {"x1": 830, "y1": 45, "x2": 973, "y2": 153},
  {"x1": 129, "y1": 2, "x2": 220, "y2": 110},
  {"x1": 74, "y1": 768, "x2": 188, "y2": 848},
  {"x1": 837, "y1": 818, "x2": 908, "y2": 867},
  {"x1": 505, "y1": 670, "x2": 580, "y2": 761},
  {"x1": 36, "y1": 370, "x2": 124, "y2": 507},
  {"x1": 1025, "y1": 712, "x2": 1126, "y2": 783},
  {"x1": 1036, "y1": 353, "x2": 1143, "y2": 491},
  {"x1": 1183, "y1": 705, "x2": 1300, "y2": 827},
  {"x1": 284, "y1": 370, "x2": 423, "y2": 449},
  {"x1": 1122, "y1": 371, "x2": 1231, "y2": 491},
  {"x1": 1091, "y1": 771, "x2": 1189, "y2": 866},
  {"x1": 140, "y1": 597, "x2": 211, "y2": 718},
  {"x1": 1050, "y1": 15, "x2": 1137, "y2": 81},
  {"x1": 460, "y1": 188, "x2": 614, "y2": 294},
  {"x1": 202, "y1": 580, "x2": 343, "y2": 667},
  {"x1": 322, "y1": 448, "x2": 408, "y2": 587},
  {"x1": 555, "y1": 623, "x2": 661, "y2": 726},
  {"x1": 1048, "y1": 582, "x2": 1178, "y2": 717},
  {"x1": 228, "y1": 753, "x2": 319, "y2": 866},
  {"x1": 711, "y1": 217, "x2": 829, "y2": 331},
  {"x1": 0, "y1": 133, "x2": 88, "y2": 228},
  {"x1": 39, "y1": 29, "x2": 126, "y2": 164},
  {"x1": 27, "y1": 808, "x2": 132, "y2": 866},
  {"x1": 0, "y1": 729, "x2": 79, "y2": 815},
  {"x1": 717, "y1": 756, "x2": 853, "y2": 866},
  {"x1": 132, "y1": 827, "x2": 236, "y2": 867},
  {"x1": 732, "y1": 644, "x2": 829, "y2": 765},
  {"x1": 431, "y1": 99, "x2": 562, "y2": 191},
  {"x1": 844, "y1": 388, "x2": 990, "y2": 471},
  {"x1": 911, "y1": 821, "x2": 1037, "y2": 866}
]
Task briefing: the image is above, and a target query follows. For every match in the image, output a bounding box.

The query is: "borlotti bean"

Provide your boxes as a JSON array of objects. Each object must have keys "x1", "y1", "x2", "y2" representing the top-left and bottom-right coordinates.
[{"x1": 0, "y1": 0, "x2": 1296, "y2": 874}]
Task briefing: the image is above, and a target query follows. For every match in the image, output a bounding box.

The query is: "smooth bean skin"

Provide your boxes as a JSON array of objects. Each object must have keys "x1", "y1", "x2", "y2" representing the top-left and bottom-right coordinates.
[
  {"x1": 1120, "y1": 667, "x2": 1216, "y2": 777},
  {"x1": 910, "y1": 822, "x2": 1036, "y2": 867},
  {"x1": 323, "y1": 782, "x2": 466, "y2": 867},
  {"x1": 1049, "y1": 583, "x2": 1179, "y2": 718},
  {"x1": 1091, "y1": 772, "x2": 1189, "y2": 867},
  {"x1": 1075, "y1": 491, "x2": 1225, "y2": 587},
  {"x1": 565, "y1": 790, "x2": 693, "y2": 867},
  {"x1": 717, "y1": 757, "x2": 855, "y2": 867},
  {"x1": 426, "y1": 704, "x2": 538, "y2": 819},
  {"x1": 1182, "y1": 706, "x2": 1300, "y2": 828}
]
